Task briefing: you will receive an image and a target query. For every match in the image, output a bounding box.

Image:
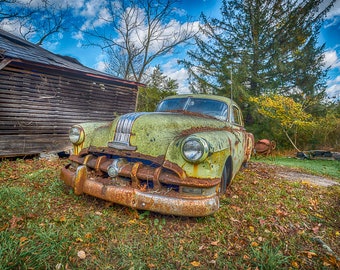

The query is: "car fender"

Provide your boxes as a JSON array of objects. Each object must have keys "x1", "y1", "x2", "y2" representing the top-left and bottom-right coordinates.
[
  {"x1": 72, "y1": 122, "x2": 111, "y2": 154},
  {"x1": 165, "y1": 130, "x2": 236, "y2": 179}
]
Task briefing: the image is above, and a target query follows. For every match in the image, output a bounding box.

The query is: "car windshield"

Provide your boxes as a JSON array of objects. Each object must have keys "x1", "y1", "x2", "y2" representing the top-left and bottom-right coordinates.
[{"x1": 156, "y1": 97, "x2": 229, "y2": 121}]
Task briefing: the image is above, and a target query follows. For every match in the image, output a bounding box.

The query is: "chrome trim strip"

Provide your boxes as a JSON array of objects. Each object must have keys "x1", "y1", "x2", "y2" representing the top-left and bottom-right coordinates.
[{"x1": 109, "y1": 112, "x2": 149, "y2": 150}]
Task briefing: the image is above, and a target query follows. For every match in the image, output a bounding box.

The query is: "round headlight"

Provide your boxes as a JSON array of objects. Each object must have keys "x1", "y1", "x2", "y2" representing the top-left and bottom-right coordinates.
[
  {"x1": 69, "y1": 126, "x2": 84, "y2": 145},
  {"x1": 181, "y1": 136, "x2": 210, "y2": 163}
]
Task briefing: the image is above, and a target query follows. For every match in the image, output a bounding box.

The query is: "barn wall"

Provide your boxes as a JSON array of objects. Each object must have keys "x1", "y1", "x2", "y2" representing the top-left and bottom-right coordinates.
[{"x1": 0, "y1": 63, "x2": 138, "y2": 157}]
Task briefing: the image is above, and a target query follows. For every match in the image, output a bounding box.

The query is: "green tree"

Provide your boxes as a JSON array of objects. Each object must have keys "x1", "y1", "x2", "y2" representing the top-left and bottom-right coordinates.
[
  {"x1": 182, "y1": 0, "x2": 334, "y2": 104},
  {"x1": 136, "y1": 65, "x2": 177, "y2": 111}
]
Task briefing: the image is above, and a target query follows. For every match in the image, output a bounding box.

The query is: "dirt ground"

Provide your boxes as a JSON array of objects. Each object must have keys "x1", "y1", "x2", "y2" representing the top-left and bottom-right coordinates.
[{"x1": 248, "y1": 162, "x2": 339, "y2": 187}]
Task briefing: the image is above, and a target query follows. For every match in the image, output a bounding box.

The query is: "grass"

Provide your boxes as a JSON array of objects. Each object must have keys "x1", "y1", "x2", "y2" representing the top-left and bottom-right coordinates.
[
  {"x1": 0, "y1": 157, "x2": 339, "y2": 269},
  {"x1": 254, "y1": 155, "x2": 340, "y2": 181}
]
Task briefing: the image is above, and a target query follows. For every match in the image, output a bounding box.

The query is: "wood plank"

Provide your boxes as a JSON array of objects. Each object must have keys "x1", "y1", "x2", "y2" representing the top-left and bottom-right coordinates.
[{"x1": 0, "y1": 64, "x2": 137, "y2": 157}]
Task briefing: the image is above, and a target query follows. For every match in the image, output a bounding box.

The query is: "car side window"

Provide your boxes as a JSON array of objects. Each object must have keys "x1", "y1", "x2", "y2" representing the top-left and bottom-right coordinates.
[{"x1": 232, "y1": 106, "x2": 242, "y2": 126}]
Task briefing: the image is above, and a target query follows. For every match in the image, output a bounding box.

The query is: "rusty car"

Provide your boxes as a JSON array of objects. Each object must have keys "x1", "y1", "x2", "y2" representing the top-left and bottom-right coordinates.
[{"x1": 60, "y1": 94, "x2": 254, "y2": 216}]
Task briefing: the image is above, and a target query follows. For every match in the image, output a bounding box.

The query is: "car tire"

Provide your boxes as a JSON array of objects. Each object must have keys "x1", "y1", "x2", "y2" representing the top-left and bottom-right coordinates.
[{"x1": 219, "y1": 157, "x2": 232, "y2": 195}]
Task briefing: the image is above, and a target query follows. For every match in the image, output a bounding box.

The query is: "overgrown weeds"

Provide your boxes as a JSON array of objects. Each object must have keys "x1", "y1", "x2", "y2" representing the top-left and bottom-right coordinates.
[{"x1": 0, "y1": 158, "x2": 339, "y2": 269}]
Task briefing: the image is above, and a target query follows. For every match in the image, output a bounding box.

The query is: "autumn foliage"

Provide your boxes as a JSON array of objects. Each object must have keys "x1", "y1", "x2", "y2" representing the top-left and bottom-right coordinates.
[{"x1": 250, "y1": 94, "x2": 316, "y2": 151}]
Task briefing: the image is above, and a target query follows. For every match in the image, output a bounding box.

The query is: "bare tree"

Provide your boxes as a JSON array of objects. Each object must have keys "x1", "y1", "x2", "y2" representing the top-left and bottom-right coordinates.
[
  {"x1": 82, "y1": 0, "x2": 198, "y2": 82},
  {"x1": 0, "y1": 0, "x2": 71, "y2": 46}
]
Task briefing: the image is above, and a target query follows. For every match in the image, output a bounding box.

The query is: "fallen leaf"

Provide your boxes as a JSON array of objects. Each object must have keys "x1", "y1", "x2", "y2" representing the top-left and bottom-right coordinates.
[
  {"x1": 77, "y1": 250, "x2": 86, "y2": 259},
  {"x1": 291, "y1": 261, "x2": 299, "y2": 268},
  {"x1": 97, "y1": 226, "x2": 106, "y2": 232},
  {"x1": 312, "y1": 224, "x2": 321, "y2": 234},
  {"x1": 231, "y1": 205, "x2": 243, "y2": 212},
  {"x1": 198, "y1": 245, "x2": 206, "y2": 251},
  {"x1": 190, "y1": 261, "x2": 200, "y2": 267},
  {"x1": 230, "y1": 217, "x2": 241, "y2": 223},
  {"x1": 9, "y1": 216, "x2": 23, "y2": 229},
  {"x1": 314, "y1": 213, "x2": 324, "y2": 219},
  {"x1": 19, "y1": 236, "x2": 29, "y2": 247},
  {"x1": 275, "y1": 209, "x2": 289, "y2": 217},
  {"x1": 324, "y1": 255, "x2": 340, "y2": 267},
  {"x1": 0, "y1": 223, "x2": 8, "y2": 232},
  {"x1": 259, "y1": 219, "x2": 266, "y2": 226},
  {"x1": 148, "y1": 263, "x2": 156, "y2": 269},
  {"x1": 302, "y1": 251, "x2": 317, "y2": 259},
  {"x1": 210, "y1": 241, "x2": 219, "y2": 246},
  {"x1": 249, "y1": 226, "x2": 255, "y2": 233},
  {"x1": 251, "y1": 242, "x2": 259, "y2": 247},
  {"x1": 243, "y1": 254, "x2": 250, "y2": 260}
]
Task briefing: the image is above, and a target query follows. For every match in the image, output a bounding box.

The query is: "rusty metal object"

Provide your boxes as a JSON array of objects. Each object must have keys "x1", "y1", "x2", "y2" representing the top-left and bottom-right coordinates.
[
  {"x1": 61, "y1": 163, "x2": 219, "y2": 217},
  {"x1": 68, "y1": 153, "x2": 221, "y2": 188},
  {"x1": 254, "y1": 139, "x2": 276, "y2": 156}
]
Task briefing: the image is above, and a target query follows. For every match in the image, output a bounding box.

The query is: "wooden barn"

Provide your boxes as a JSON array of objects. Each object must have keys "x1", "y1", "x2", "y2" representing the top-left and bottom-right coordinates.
[{"x1": 0, "y1": 29, "x2": 140, "y2": 157}]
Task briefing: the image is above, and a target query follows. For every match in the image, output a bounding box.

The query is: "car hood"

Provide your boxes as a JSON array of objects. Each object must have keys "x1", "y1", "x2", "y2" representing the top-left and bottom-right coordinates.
[{"x1": 110, "y1": 112, "x2": 227, "y2": 157}]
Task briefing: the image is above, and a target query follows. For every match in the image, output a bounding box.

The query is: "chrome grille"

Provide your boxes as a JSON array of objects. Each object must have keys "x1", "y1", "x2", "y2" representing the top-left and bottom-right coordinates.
[{"x1": 108, "y1": 112, "x2": 148, "y2": 150}]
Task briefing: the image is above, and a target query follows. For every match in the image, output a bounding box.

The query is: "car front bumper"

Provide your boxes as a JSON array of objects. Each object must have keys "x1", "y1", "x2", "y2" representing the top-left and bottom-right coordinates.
[{"x1": 60, "y1": 164, "x2": 220, "y2": 217}]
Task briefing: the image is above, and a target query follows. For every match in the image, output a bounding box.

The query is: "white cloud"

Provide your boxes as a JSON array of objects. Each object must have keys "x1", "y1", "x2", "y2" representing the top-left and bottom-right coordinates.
[
  {"x1": 0, "y1": 19, "x2": 39, "y2": 41},
  {"x1": 80, "y1": 0, "x2": 104, "y2": 17},
  {"x1": 326, "y1": 0, "x2": 340, "y2": 19},
  {"x1": 43, "y1": 40, "x2": 60, "y2": 51},
  {"x1": 95, "y1": 61, "x2": 107, "y2": 72},
  {"x1": 112, "y1": 6, "x2": 200, "y2": 56},
  {"x1": 78, "y1": 0, "x2": 110, "y2": 30},
  {"x1": 323, "y1": 49, "x2": 340, "y2": 69},
  {"x1": 162, "y1": 58, "x2": 190, "y2": 93},
  {"x1": 326, "y1": 76, "x2": 340, "y2": 98},
  {"x1": 172, "y1": 7, "x2": 187, "y2": 17}
]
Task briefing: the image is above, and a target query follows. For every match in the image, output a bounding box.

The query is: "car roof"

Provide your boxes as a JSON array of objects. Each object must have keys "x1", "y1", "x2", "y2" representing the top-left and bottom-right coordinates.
[{"x1": 162, "y1": 94, "x2": 234, "y2": 106}]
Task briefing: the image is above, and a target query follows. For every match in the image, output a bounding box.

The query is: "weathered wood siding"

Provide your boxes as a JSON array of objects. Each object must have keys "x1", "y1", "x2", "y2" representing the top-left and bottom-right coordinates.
[{"x1": 0, "y1": 63, "x2": 138, "y2": 157}]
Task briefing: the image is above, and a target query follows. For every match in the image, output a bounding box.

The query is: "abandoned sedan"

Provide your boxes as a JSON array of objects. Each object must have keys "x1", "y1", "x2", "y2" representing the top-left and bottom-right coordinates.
[{"x1": 60, "y1": 94, "x2": 254, "y2": 216}]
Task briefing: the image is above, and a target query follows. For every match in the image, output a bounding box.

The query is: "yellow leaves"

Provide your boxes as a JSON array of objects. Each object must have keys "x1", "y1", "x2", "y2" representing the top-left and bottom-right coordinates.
[
  {"x1": 249, "y1": 226, "x2": 255, "y2": 233},
  {"x1": 323, "y1": 255, "x2": 340, "y2": 268},
  {"x1": 313, "y1": 213, "x2": 324, "y2": 219},
  {"x1": 75, "y1": 237, "x2": 83, "y2": 242},
  {"x1": 190, "y1": 261, "x2": 201, "y2": 267},
  {"x1": 250, "y1": 94, "x2": 313, "y2": 130},
  {"x1": 302, "y1": 250, "x2": 317, "y2": 259},
  {"x1": 251, "y1": 241, "x2": 259, "y2": 247},
  {"x1": 19, "y1": 236, "x2": 29, "y2": 247},
  {"x1": 309, "y1": 198, "x2": 319, "y2": 210},
  {"x1": 291, "y1": 261, "x2": 299, "y2": 268}
]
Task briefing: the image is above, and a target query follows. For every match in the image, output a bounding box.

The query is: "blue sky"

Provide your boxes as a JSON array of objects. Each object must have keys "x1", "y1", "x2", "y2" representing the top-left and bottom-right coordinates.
[{"x1": 5, "y1": 0, "x2": 339, "y2": 98}]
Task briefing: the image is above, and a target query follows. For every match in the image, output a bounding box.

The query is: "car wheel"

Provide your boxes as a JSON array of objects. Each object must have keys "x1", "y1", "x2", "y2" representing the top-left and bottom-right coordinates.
[{"x1": 219, "y1": 157, "x2": 232, "y2": 195}]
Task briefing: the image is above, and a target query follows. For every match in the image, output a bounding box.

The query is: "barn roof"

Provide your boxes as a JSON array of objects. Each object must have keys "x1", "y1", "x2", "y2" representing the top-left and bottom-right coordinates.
[{"x1": 0, "y1": 29, "x2": 140, "y2": 87}]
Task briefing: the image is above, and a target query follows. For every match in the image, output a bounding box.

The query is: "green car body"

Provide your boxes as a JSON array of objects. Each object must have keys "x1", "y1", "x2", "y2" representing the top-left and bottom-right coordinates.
[{"x1": 61, "y1": 94, "x2": 254, "y2": 216}]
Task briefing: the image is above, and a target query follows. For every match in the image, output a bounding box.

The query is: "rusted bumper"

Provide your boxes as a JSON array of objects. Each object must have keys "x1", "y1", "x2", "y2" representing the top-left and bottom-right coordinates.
[{"x1": 61, "y1": 165, "x2": 219, "y2": 217}]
